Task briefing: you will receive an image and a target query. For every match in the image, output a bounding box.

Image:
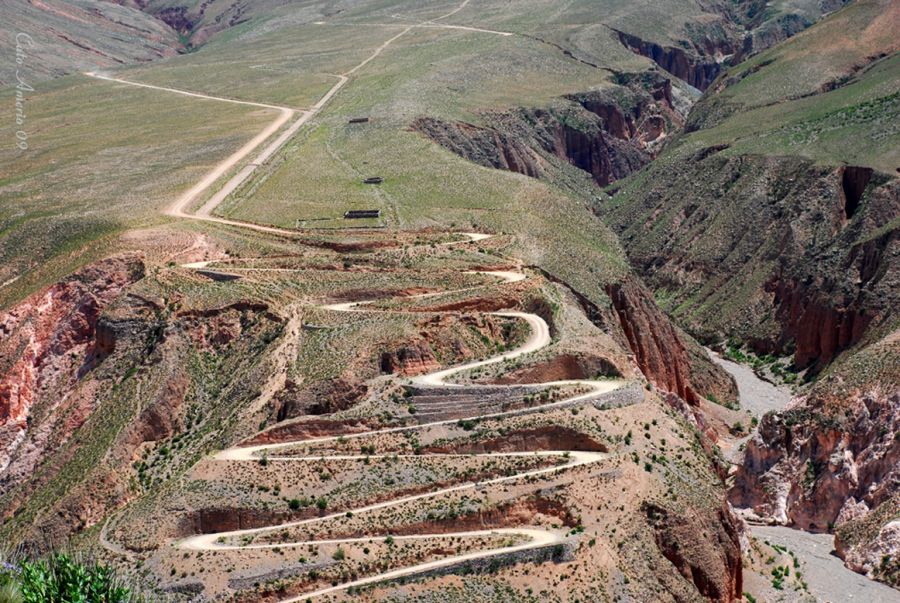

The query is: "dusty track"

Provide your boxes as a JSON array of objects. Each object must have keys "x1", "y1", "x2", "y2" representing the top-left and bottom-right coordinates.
[
  {"x1": 85, "y1": 26, "x2": 406, "y2": 233},
  {"x1": 88, "y1": 2, "x2": 627, "y2": 598},
  {"x1": 85, "y1": 0, "x2": 508, "y2": 236},
  {"x1": 178, "y1": 261, "x2": 624, "y2": 600}
]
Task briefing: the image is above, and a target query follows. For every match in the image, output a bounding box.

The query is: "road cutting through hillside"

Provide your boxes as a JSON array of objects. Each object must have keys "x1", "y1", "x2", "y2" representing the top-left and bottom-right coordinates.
[
  {"x1": 88, "y1": 1, "x2": 625, "y2": 597},
  {"x1": 177, "y1": 262, "x2": 625, "y2": 601}
]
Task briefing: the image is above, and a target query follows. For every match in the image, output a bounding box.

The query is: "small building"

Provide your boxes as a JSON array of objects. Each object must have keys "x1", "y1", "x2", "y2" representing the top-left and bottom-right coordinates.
[
  {"x1": 344, "y1": 209, "x2": 380, "y2": 219},
  {"x1": 362, "y1": 176, "x2": 383, "y2": 185},
  {"x1": 349, "y1": 117, "x2": 370, "y2": 124}
]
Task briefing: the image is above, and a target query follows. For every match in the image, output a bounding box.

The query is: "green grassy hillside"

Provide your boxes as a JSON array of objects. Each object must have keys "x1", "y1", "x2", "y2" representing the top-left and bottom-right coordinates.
[{"x1": 603, "y1": 0, "x2": 899, "y2": 359}]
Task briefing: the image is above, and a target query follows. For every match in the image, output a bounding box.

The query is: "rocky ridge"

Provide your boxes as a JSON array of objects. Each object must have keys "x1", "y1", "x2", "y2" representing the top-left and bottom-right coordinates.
[{"x1": 413, "y1": 72, "x2": 682, "y2": 189}]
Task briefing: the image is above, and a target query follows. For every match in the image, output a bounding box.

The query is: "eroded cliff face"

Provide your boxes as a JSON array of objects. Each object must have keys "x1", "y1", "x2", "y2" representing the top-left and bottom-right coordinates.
[
  {"x1": 835, "y1": 494, "x2": 900, "y2": 586},
  {"x1": 731, "y1": 389, "x2": 899, "y2": 530},
  {"x1": 611, "y1": 1, "x2": 849, "y2": 93},
  {"x1": 529, "y1": 267, "x2": 738, "y2": 418},
  {"x1": 730, "y1": 327, "x2": 899, "y2": 584},
  {"x1": 614, "y1": 30, "x2": 732, "y2": 91},
  {"x1": 0, "y1": 256, "x2": 287, "y2": 546},
  {"x1": 0, "y1": 254, "x2": 145, "y2": 474},
  {"x1": 606, "y1": 276, "x2": 716, "y2": 407},
  {"x1": 413, "y1": 73, "x2": 681, "y2": 188},
  {"x1": 606, "y1": 154, "x2": 899, "y2": 373},
  {"x1": 643, "y1": 500, "x2": 744, "y2": 602}
]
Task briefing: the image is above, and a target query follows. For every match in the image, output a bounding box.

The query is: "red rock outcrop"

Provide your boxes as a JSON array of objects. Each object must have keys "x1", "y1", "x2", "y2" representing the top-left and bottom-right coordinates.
[
  {"x1": 730, "y1": 387, "x2": 899, "y2": 531},
  {"x1": 605, "y1": 276, "x2": 702, "y2": 405},
  {"x1": 488, "y1": 353, "x2": 621, "y2": 385},
  {"x1": 643, "y1": 500, "x2": 744, "y2": 602},
  {"x1": 184, "y1": 507, "x2": 298, "y2": 536},
  {"x1": 245, "y1": 417, "x2": 381, "y2": 446},
  {"x1": 412, "y1": 118, "x2": 544, "y2": 178},
  {"x1": 1, "y1": 263, "x2": 286, "y2": 546},
  {"x1": 767, "y1": 277, "x2": 872, "y2": 369},
  {"x1": 0, "y1": 254, "x2": 145, "y2": 473},
  {"x1": 415, "y1": 294, "x2": 519, "y2": 313},
  {"x1": 370, "y1": 495, "x2": 577, "y2": 537},
  {"x1": 274, "y1": 378, "x2": 367, "y2": 420},
  {"x1": 730, "y1": 327, "x2": 899, "y2": 584},
  {"x1": 379, "y1": 342, "x2": 441, "y2": 376}
]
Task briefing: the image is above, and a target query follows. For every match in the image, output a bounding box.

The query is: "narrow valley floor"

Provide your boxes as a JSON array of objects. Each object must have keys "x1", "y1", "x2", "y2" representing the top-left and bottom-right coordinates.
[
  {"x1": 751, "y1": 526, "x2": 899, "y2": 603},
  {"x1": 713, "y1": 355, "x2": 899, "y2": 602}
]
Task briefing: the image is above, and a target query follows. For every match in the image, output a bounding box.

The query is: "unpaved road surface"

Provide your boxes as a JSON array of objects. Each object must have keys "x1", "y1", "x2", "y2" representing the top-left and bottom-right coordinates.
[
  {"x1": 180, "y1": 252, "x2": 626, "y2": 601},
  {"x1": 92, "y1": 3, "x2": 629, "y2": 599}
]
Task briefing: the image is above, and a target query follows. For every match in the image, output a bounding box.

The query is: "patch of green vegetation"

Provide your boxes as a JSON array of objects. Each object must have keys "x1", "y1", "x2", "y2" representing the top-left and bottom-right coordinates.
[
  {"x1": 770, "y1": 563, "x2": 790, "y2": 590},
  {"x1": 725, "y1": 343, "x2": 801, "y2": 385},
  {"x1": 0, "y1": 551, "x2": 144, "y2": 603}
]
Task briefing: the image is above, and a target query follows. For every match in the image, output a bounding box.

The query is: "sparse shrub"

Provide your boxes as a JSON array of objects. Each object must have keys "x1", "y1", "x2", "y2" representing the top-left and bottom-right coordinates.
[{"x1": 457, "y1": 419, "x2": 477, "y2": 431}]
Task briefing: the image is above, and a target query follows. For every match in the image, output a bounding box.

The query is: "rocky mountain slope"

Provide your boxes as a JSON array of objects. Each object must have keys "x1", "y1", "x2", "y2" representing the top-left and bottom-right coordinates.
[
  {"x1": 0, "y1": 250, "x2": 287, "y2": 543},
  {"x1": 600, "y1": 0, "x2": 899, "y2": 587},
  {"x1": 0, "y1": 232, "x2": 743, "y2": 602},
  {"x1": 731, "y1": 323, "x2": 899, "y2": 586},
  {"x1": 1, "y1": 0, "x2": 896, "y2": 600},
  {"x1": 412, "y1": 72, "x2": 682, "y2": 189}
]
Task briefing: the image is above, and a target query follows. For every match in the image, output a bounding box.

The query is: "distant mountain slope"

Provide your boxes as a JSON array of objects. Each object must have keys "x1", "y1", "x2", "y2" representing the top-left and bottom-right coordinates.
[
  {"x1": 604, "y1": 0, "x2": 899, "y2": 364},
  {"x1": 0, "y1": 0, "x2": 181, "y2": 86},
  {"x1": 600, "y1": 0, "x2": 899, "y2": 587},
  {"x1": 0, "y1": 0, "x2": 181, "y2": 85}
]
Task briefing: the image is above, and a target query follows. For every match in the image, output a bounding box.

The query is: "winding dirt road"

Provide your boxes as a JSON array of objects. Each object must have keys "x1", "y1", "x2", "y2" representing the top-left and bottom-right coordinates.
[
  {"x1": 178, "y1": 259, "x2": 624, "y2": 600},
  {"x1": 88, "y1": 2, "x2": 630, "y2": 598}
]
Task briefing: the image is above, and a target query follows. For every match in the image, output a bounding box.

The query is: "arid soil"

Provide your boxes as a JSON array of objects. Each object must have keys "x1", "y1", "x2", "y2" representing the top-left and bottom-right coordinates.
[{"x1": 4, "y1": 1, "x2": 896, "y2": 602}]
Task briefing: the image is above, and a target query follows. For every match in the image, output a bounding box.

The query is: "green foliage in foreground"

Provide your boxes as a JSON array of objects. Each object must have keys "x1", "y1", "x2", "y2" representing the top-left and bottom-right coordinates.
[{"x1": 0, "y1": 552, "x2": 141, "y2": 603}]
